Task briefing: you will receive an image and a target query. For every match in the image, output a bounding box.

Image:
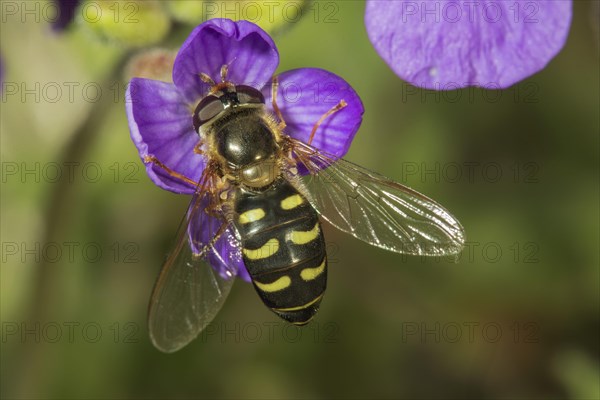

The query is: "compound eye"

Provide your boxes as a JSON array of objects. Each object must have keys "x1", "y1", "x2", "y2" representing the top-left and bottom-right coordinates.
[
  {"x1": 193, "y1": 95, "x2": 224, "y2": 132},
  {"x1": 236, "y1": 85, "x2": 265, "y2": 105}
]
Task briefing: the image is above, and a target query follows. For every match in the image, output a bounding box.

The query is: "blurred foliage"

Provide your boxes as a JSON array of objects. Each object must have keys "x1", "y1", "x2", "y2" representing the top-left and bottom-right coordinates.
[
  {"x1": 77, "y1": 0, "x2": 171, "y2": 47},
  {"x1": 1, "y1": 1, "x2": 598, "y2": 399},
  {"x1": 165, "y1": 0, "x2": 308, "y2": 33}
]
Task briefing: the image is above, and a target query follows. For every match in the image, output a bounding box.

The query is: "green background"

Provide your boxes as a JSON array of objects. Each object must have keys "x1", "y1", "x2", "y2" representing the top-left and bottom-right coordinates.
[{"x1": 1, "y1": 1, "x2": 598, "y2": 399}]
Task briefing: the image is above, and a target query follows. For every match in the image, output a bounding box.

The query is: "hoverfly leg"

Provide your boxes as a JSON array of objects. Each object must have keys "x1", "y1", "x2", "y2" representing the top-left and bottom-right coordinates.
[
  {"x1": 193, "y1": 140, "x2": 205, "y2": 155},
  {"x1": 271, "y1": 75, "x2": 287, "y2": 130},
  {"x1": 307, "y1": 99, "x2": 348, "y2": 146},
  {"x1": 143, "y1": 155, "x2": 199, "y2": 187},
  {"x1": 192, "y1": 219, "x2": 229, "y2": 259}
]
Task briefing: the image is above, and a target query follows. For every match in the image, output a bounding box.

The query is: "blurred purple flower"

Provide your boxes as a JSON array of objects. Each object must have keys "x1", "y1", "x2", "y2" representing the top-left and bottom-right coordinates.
[
  {"x1": 365, "y1": 0, "x2": 572, "y2": 89},
  {"x1": 126, "y1": 18, "x2": 364, "y2": 281},
  {"x1": 52, "y1": 0, "x2": 80, "y2": 31}
]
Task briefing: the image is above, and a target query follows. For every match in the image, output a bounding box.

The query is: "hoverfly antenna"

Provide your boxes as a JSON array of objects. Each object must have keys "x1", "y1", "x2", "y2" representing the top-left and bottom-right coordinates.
[
  {"x1": 199, "y1": 73, "x2": 216, "y2": 86},
  {"x1": 219, "y1": 55, "x2": 239, "y2": 83},
  {"x1": 198, "y1": 69, "x2": 234, "y2": 97},
  {"x1": 220, "y1": 64, "x2": 229, "y2": 82}
]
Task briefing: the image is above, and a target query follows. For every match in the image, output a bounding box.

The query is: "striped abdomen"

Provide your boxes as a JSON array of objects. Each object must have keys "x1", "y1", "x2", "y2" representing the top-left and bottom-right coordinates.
[{"x1": 233, "y1": 179, "x2": 327, "y2": 325}]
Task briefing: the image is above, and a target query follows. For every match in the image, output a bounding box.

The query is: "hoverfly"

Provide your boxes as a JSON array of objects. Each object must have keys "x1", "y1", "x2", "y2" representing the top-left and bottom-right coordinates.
[{"x1": 145, "y1": 65, "x2": 465, "y2": 352}]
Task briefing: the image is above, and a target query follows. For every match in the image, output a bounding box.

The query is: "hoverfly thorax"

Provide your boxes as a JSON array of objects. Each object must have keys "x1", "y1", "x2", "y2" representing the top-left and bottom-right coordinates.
[{"x1": 193, "y1": 82, "x2": 279, "y2": 189}]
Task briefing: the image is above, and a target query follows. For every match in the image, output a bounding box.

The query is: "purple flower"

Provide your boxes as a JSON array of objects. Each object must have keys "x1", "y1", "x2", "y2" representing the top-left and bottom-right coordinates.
[
  {"x1": 126, "y1": 19, "x2": 364, "y2": 281},
  {"x1": 52, "y1": 0, "x2": 80, "y2": 31},
  {"x1": 365, "y1": 0, "x2": 572, "y2": 89}
]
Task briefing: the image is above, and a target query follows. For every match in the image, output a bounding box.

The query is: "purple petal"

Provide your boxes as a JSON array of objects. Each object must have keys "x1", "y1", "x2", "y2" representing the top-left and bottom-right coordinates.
[
  {"x1": 210, "y1": 227, "x2": 250, "y2": 282},
  {"x1": 263, "y1": 68, "x2": 364, "y2": 157},
  {"x1": 126, "y1": 78, "x2": 204, "y2": 194},
  {"x1": 173, "y1": 18, "x2": 279, "y2": 103},
  {"x1": 187, "y1": 204, "x2": 250, "y2": 282},
  {"x1": 365, "y1": 0, "x2": 572, "y2": 89}
]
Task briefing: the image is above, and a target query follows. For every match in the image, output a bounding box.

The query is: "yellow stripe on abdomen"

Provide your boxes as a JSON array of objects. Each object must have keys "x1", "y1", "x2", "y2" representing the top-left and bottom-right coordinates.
[
  {"x1": 273, "y1": 294, "x2": 323, "y2": 312},
  {"x1": 288, "y1": 222, "x2": 320, "y2": 245},
  {"x1": 254, "y1": 275, "x2": 291, "y2": 292},
  {"x1": 300, "y1": 259, "x2": 326, "y2": 281},
  {"x1": 243, "y1": 238, "x2": 279, "y2": 260},
  {"x1": 280, "y1": 194, "x2": 304, "y2": 210},
  {"x1": 238, "y1": 208, "x2": 266, "y2": 224}
]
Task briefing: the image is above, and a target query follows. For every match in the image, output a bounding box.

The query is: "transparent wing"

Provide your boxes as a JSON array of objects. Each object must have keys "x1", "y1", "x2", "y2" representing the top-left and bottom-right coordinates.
[
  {"x1": 148, "y1": 184, "x2": 239, "y2": 353},
  {"x1": 287, "y1": 139, "x2": 466, "y2": 256}
]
